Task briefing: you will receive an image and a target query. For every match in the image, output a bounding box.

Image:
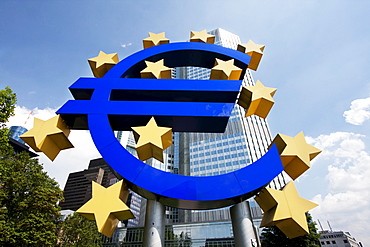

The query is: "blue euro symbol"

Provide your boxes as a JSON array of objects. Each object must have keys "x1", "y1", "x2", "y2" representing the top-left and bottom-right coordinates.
[{"x1": 57, "y1": 42, "x2": 284, "y2": 209}]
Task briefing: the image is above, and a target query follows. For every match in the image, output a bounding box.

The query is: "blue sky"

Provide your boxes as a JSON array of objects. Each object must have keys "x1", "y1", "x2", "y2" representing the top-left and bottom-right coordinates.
[{"x1": 2, "y1": 1, "x2": 370, "y2": 245}]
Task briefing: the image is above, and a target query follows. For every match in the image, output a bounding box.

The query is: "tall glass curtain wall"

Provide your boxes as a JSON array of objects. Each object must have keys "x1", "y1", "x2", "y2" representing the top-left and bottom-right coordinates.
[
  {"x1": 174, "y1": 28, "x2": 287, "y2": 223},
  {"x1": 116, "y1": 28, "x2": 288, "y2": 227}
]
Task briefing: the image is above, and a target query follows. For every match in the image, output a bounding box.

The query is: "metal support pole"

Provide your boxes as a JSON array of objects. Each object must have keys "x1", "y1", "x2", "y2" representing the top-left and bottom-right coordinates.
[
  {"x1": 230, "y1": 201, "x2": 259, "y2": 247},
  {"x1": 143, "y1": 199, "x2": 165, "y2": 247}
]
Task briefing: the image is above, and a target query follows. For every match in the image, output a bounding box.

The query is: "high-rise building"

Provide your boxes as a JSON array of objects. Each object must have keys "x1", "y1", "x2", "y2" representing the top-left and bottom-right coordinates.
[
  {"x1": 8, "y1": 126, "x2": 37, "y2": 157},
  {"x1": 172, "y1": 28, "x2": 287, "y2": 224},
  {"x1": 9, "y1": 126, "x2": 27, "y2": 144},
  {"x1": 60, "y1": 158, "x2": 120, "y2": 211},
  {"x1": 117, "y1": 131, "x2": 176, "y2": 227},
  {"x1": 60, "y1": 157, "x2": 142, "y2": 227},
  {"x1": 104, "y1": 28, "x2": 288, "y2": 246}
]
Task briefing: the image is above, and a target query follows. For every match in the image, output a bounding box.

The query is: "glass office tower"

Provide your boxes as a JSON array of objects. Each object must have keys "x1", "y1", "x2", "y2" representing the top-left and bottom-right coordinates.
[
  {"x1": 110, "y1": 28, "x2": 288, "y2": 245},
  {"x1": 173, "y1": 28, "x2": 287, "y2": 223},
  {"x1": 9, "y1": 126, "x2": 28, "y2": 144},
  {"x1": 117, "y1": 131, "x2": 176, "y2": 227}
]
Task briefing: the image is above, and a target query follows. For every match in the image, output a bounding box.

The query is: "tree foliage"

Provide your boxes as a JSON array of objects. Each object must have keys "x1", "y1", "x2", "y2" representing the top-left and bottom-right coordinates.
[
  {"x1": 0, "y1": 86, "x2": 16, "y2": 147},
  {"x1": 0, "y1": 87, "x2": 64, "y2": 246},
  {"x1": 57, "y1": 213, "x2": 102, "y2": 247},
  {"x1": 261, "y1": 213, "x2": 321, "y2": 247},
  {"x1": 0, "y1": 86, "x2": 16, "y2": 125}
]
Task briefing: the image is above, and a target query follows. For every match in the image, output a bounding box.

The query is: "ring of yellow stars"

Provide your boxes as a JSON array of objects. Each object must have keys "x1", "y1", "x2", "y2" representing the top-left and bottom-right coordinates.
[
  {"x1": 131, "y1": 117, "x2": 172, "y2": 162},
  {"x1": 237, "y1": 40, "x2": 265, "y2": 71},
  {"x1": 210, "y1": 58, "x2": 242, "y2": 80},
  {"x1": 142, "y1": 32, "x2": 170, "y2": 49},
  {"x1": 237, "y1": 80, "x2": 277, "y2": 119},
  {"x1": 20, "y1": 115, "x2": 73, "y2": 161},
  {"x1": 140, "y1": 59, "x2": 172, "y2": 79},
  {"x1": 270, "y1": 132, "x2": 322, "y2": 180},
  {"x1": 88, "y1": 51, "x2": 119, "y2": 78},
  {"x1": 76, "y1": 180, "x2": 134, "y2": 238},
  {"x1": 255, "y1": 181, "x2": 318, "y2": 239},
  {"x1": 190, "y1": 30, "x2": 215, "y2": 44}
]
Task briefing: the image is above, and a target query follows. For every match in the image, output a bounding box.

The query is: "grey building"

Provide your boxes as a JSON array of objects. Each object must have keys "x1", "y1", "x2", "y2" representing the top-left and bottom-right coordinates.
[
  {"x1": 172, "y1": 28, "x2": 287, "y2": 225},
  {"x1": 60, "y1": 158, "x2": 120, "y2": 211},
  {"x1": 319, "y1": 231, "x2": 362, "y2": 247}
]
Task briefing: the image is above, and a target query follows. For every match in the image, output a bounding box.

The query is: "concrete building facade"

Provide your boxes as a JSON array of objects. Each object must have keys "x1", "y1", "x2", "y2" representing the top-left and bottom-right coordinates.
[
  {"x1": 319, "y1": 231, "x2": 362, "y2": 247},
  {"x1": 60, "y1": 158, "x2": 119, "y2": 211}
]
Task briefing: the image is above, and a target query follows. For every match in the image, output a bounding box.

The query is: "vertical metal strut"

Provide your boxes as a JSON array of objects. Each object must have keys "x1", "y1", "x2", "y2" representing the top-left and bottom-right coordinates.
[
  {"x1": 230, "y1": 201, "x2": 259, "y2": 247},
  {"x1": 143, "y1": 199, "x2": 165, "y2": 247}
]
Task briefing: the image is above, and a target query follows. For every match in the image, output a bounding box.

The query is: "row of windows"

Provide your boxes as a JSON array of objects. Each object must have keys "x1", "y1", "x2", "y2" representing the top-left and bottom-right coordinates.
[
  {"x1": 321, "y1": 234, "x2": 344, "y2": 238},
  {"x1": 193, "y1": 169, "x2": 239, "y2": 176},
  {"x1": 321, "y1": 240, "x2": 336, "y2": 245},
  {"x1": 191, "y1": 159, "x2": 249, "y2": 171},
  {"x1": 191, "y1": 147, "x2": 247, "y2": 159},
  {"x1": 321, "y1": 239, "x2": 349, "y2": 245},
  {"x1": 229, "y1": 116, "x2": 241, "y2": 123},
  {"x1": 120, "y1": 241, "x2": 234, "y2": 247},
  {"x1": 188, "y1": 71, "x2": 209, "y2": 76},
  {"x1": 190, "y1": 132, "x2": 244, "y2": 148},
  {"x1": 191, "y1": 142, "x2": 247, "y2": 153}
]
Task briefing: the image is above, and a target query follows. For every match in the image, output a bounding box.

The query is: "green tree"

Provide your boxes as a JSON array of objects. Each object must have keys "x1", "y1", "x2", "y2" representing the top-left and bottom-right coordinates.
[
  {"x1": 0, "y1": 87, "x2": 16, "y2": 147},
  {"x1": 0, "y1": 87, "x2": 64, "y2": 246},
  {"x1": 57, "y1": 212, "x2": 102, "y2": 247},
  {"x1": 261, "y1": 213, "x2": 321, "y2": 247}
]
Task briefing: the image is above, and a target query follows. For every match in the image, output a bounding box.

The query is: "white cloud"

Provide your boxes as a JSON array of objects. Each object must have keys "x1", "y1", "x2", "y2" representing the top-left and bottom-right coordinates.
[
  {"x1": 308, "y1": 132, "x2": 370, "y2": 244},
  {"x1": 7, "y1": 105, "x2": 100, "y2": 188},
  {"x1": 121, "y1": 42, "x2": 132, "y2": 48},
  {"x1": 312, "y1": 192, "x2": 370, "y2": 240},
  {"x1": 6, "y1": 106, "x2": 58, "y2": 130},
  {"x1": 343, "y1": 97, "x2": 370, "y2": 125}
]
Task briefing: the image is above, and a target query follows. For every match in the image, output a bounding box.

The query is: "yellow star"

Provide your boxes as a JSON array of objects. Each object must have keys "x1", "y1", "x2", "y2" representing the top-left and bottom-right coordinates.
[
  {"x1": 238, "y1": 80, "x2": 277, "y2": 119},
  {"x1": 76, "y1": 180, "x2": 134, "y2": 238},
  {"x1": 190, "y1": 30, "x2": 215, "y2": 44},
  {"x1": 255, "y1": 181, "x2": 318, "y2": 239},
  {"x1": 20, "y1": 115, "x2": 73, "y2": 161},
  {"x1": 142, "y1": 32, "x2": 170, "y2": 49},
  {"x1": 131, "y1": 117, "x2": 172, "y2": 162},
  {"x1": 209, "y1": 59, "x2": 242, "y2": 80},
  {"x1": 88, "y1": 51, "x2": 119, "y2": 78},
  {"x1": 270, "y1": 132, "x2": 321, "y2": 180},
  {"x1": 140, "y1": 59, "x2": 172, "y2": 79},
  {"x1": 237, "y1": 40, "x2": 265, "y2": 71}
]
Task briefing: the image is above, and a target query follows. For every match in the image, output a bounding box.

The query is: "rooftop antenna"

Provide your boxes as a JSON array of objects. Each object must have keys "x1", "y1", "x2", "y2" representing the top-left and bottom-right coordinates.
[
  {"x1": 317, "y1": 219, "x2": 324, "y2": 232},
  {"x1": 327, "y1": 220, "x2": 333, "y2": 232}
]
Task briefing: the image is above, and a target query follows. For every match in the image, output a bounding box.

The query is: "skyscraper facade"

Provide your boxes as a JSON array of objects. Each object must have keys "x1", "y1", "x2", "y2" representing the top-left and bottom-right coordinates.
[
  {"x1": 118, "y1": 130, "x2": 176, "y2": 227},
  {"x1": 103, "y1": 28, "x2": 288, "y2": 245},
  {"x1": 8, "y1": 125, "x2": 37, "y2": 157},
  {"x1": 9, "y1": 126, "x2": 27, "y2": 144},
  {"x1": 60, "y1": 158, "x2": 120, "y2": 211},
  {"x1": 173, "y1": 28, "x2": 287, "y2": 224}
]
